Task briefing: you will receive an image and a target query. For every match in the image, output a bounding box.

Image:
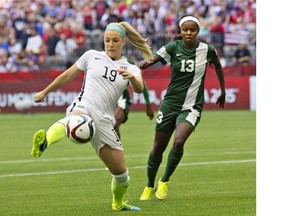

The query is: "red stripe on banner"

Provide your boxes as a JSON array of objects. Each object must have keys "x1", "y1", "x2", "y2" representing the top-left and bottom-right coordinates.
[
  {"x1": 129, "y1": 77, "x2": 250, "y2": 111},
  {"x1": 0, "y1": 70, "x2": 253, "y2": 113}
]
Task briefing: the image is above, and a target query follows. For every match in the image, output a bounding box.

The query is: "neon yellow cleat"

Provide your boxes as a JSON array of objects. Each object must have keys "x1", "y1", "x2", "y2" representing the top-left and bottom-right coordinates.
[
  {"x1": 31, "y1": 130, "x2": 48, "y2": 158},
  {"x1": 155, "y1": 180, "x2": 169, "y2": 200},
  {"x1": 140, "y1": 186, "x2": 154, "y2": 201},
  {"x1": 112, "y1": 201, "x2": 141, "y2": 211}
]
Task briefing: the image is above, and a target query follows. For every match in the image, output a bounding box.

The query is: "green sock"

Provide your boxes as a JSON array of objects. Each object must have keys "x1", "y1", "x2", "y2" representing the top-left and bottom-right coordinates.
[
  {"x1": 46, "y1": 121, "x2": 66, "y2": 146},
  {"x1": 161, "y1": 148, "x2": 183, "y2": 182},
  {"x1": 147, "y1": 154, "x2": 162, "y2": 188},
  {"x1": 111, "y1": 174, "x2": 129, "y2": 210}
]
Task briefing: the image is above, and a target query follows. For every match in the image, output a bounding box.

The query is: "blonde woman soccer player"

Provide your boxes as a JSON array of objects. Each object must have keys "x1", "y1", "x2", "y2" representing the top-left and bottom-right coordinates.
[
  {"x1": 31, "y1": 22, "x2": 153, "y2": 211},
  {"x1": 139, "y1": 15, "x2": 226, "y2": 201}
]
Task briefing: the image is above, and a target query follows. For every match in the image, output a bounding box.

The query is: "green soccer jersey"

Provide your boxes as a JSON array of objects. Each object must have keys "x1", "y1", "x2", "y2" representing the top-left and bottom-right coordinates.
[{"x1": 156, "y1": 39, "x2": 218, "y2": 112}]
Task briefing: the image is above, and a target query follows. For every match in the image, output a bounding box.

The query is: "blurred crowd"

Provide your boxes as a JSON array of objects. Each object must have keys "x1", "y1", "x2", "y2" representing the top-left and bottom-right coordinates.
[{"x1": 0, "y1": 0, "x2": 256, "y2": 73}]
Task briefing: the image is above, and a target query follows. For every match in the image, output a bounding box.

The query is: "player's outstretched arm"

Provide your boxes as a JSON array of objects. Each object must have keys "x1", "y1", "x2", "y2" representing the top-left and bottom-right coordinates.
[
  {"x1": 142, "y1": 81, "x2": 154, "y2": 119},
  {"x1": 34, "y1": 64, "x2": 82, "y2": 103},
  {"x1": 139, "y1": 56, "x2": 161, "y2": 70},
  {"x1": 212, "y1": 55, "x2": 226, "y2": 109}
]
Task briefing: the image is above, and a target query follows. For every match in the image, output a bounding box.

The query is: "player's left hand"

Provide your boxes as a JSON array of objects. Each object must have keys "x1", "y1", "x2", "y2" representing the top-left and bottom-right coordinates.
[
  {"x1": 117, "y1": 69, "x2": 133, "y2": 80},
  {"x1": 216, "y1": 93, "x2": 226, "y2": 108},
  {"x1": 146, "y1": 104, "x2": 154, "y2": 120}
]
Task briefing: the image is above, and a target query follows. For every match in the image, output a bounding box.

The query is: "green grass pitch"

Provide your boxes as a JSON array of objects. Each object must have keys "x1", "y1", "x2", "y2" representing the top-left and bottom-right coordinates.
[{"x1": 0, "y1": 111, "x2": 255, "y2": 216}]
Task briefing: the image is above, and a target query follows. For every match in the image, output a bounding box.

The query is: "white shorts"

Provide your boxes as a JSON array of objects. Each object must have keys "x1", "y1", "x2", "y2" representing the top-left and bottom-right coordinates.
[{"x1": 66, "y1": 100, "x2": 123, "y2": 155}]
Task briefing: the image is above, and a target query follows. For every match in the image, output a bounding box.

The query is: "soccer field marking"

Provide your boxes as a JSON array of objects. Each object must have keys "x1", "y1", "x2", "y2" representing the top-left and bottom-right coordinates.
[
  {"x1": 222, "y1": 151, "x2": 255, "y2": 155},
  {"x1": 179, "y1": 159, "x2": 256, "y2": 166},
  {"x1": 0, "y1": 157, "x2": 98, "y2": 164},
  {"x1": 0, "y1": 159, "x2": 255, "y2": 179},
  {"x1": 0, "y1": 151, "x2": 255, "y2": 164}
]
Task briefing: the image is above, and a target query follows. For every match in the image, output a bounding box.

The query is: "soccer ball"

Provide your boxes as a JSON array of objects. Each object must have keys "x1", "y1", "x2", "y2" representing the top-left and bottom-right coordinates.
[
  {"x1": 14, "y1": 97, "x2": 32, "y2": 111},
  {"x1": 66, "y1": 114, "x2": 95, "y2": 144}
]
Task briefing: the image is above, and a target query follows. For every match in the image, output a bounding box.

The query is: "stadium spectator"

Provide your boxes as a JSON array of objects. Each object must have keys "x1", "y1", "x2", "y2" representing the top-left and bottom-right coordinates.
[
  {"x1": 1, "y1": 0, "x2": 256, "y2": 71},
  {"x1": 81, "y1": 0, "x2": 96, "y2": 31},
  {"x1": 102, "y1": 7, "x2": 124, "y2": 27},
  {"x1": 139, "y1": 15, "x2": 226, "y2": 201},
  {"x1": 54, "y1": 19, "x2": 73, "y2": 38},
  {"x1": 55, "y1": 33, "x2": 77, "y2": 69},
  {"x1": 148, "y1": 0, "x2": 167, "y2": 34},
  {"x1": 197, "y1": 20, "x2": 210, "y2": 42},
  {"x1": 67, "y1": 1, "x2": 84, "y2": 26},
  {"x1": 25, "y1": 26, "x2": 45, "y2": 70},
  {"x1": 26, "y1": 11, "x2": 45, "y2": 37},
  {"x1": 0, "y1": 50, "x2": 18, "y2": 73},
  {"x1": 99, "y1": 7, "x2": 113, "y2": 30},
  {"x1": 15, "y1": 50, "x2": 39, "y2": 72},
  {"x1": 10, "y1": 9, "x2": 28, "y2": 43},
  {"x1": 4, "y1": 36, "x2": 22, "y2": 72},
  {"x1": 0, "y1": 15, "x2": 10, "y2": 41},
  {"x1": 42, "y1": 26, "x2": 60, "y2": 70},
  {"x1": 0, "y1": 37, "x2": 9, "y2": 53},
  {"x1": 183, "y1": 0, "x2": 196, "y2": 15},
  {"x1": 25, "y1": 27, "x2": 43, "y2": 54},
  {"x1": 225, "y1": 4, "x2": 245, "y2": 25},
  {"x1": 141, "y1": 11, "x2": 154, "y2": 37},
  {"x1": 233, "y1": 41, "x2": 251, "y2": 66},
  {"x1": 196, "y1": 0, "x2": 210, "y2": 18},
  {"x1": 7, "y1": 36, "x2": 22, "y2": 58},
  {"x1": 57, "y1": 0, "x2": 74, "y2": 22},
  {"x1": 31, "y1": 21, "x2": 153, "y2": 211},
  {"x1": 210, "y1": 16, "x2": 225, "y2": 59},
  {"x1": 114, "y1": 0, "x2": 129, "y2": 17},
  {"x1": 72, "y1": 25, "x2": 87, "y2": 57},
  {"x1": 163, "y1": 1, "x2": 177, "y2": 34},
  {"x1": 42, "y1": 26, "x2": 59, "y2": 57},
  {"x1": 94, "y1": 0, "x2": 109, "y2": 25},
  {"x1": 42, "y1": 0, "x2": 62, "y2": 26}
]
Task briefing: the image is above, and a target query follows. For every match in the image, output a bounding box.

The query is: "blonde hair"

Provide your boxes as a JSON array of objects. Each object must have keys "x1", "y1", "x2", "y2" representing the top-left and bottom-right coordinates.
[{"x1": 109, "y1": 22, "x2": 153, "y2": 61}]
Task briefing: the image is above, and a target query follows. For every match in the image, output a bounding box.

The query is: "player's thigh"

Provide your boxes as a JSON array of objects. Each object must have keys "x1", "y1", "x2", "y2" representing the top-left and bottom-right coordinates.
[
  {"x1": 99, "y1": 145, "x2": 127, "y2": 175},
  {"x1": 155, "y1": 107, "x2": 177, "y2": 133},
  {"x1": 91, "y1": 115, "x2": 122, "y2": 154},
  {"x1": 176, "y1": 109, "x2": 201, "y2": 129}
]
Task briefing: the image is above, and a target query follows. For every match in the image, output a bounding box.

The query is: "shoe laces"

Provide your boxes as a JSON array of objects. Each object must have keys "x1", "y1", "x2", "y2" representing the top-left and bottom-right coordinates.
[
  {"x1": 159, "y1": 181, "x2": 169, "y2": 192},
  {"x1": 144, "y1": 187, "x2": 154, "y2": 194},
  {"x1": 122, "y1": 201, "x2": 140, "y2": 211}
]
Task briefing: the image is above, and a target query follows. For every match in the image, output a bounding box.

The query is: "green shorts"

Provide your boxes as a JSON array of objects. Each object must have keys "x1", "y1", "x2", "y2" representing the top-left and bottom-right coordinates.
[
  {"x1": 118, "y1": 89, "x2": 131, "y2": 123},
  {"x1": 155, "y1": 104, "x2": 201, "y2": 133}
]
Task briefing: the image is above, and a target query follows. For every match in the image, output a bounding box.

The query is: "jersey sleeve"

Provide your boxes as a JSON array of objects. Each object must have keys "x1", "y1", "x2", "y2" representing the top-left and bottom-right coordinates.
[
  {"x1": 207, "y1": 45, "x2": 218, "y2": 64},
  {"x1": 156, "y1": 41, "x2": 176, "y2": 65},
  {"x1": 75, "y1": 49, "x2": 94, "y2": 71}
]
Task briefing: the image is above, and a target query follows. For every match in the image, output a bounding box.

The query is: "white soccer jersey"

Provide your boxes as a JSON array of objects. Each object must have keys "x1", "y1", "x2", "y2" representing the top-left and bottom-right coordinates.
[{"x1": 74, "y1": 50, "x2": 142, "y2": 120}]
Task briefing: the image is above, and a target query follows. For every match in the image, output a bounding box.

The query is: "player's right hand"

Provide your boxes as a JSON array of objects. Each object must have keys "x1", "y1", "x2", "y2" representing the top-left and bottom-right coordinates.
[{"x1": 34, "y1": 91, "x2": 46, "y2": 103}]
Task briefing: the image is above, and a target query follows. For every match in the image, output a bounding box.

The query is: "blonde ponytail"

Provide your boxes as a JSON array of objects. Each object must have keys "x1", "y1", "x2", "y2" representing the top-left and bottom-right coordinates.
[{"x1": 119, "y1": 22, "x2": 153, "y2": 61}]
